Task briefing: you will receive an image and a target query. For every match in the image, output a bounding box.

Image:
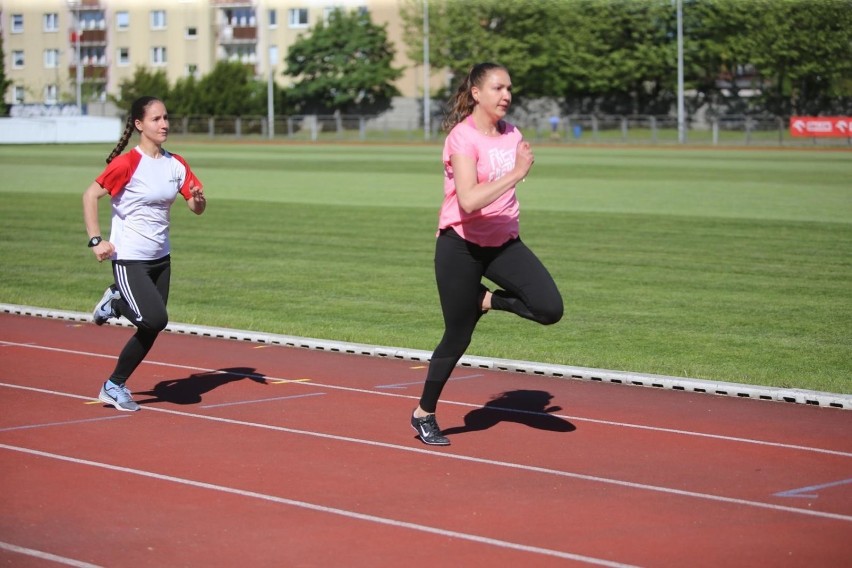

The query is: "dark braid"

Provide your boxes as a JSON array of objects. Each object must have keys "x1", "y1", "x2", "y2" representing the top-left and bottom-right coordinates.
[
  {"x1": 105, "y1": 96, "x2": 162, "y2": 164},
  {"x1": 442, "y1": 62, "x2": 506, "y2": 132}
]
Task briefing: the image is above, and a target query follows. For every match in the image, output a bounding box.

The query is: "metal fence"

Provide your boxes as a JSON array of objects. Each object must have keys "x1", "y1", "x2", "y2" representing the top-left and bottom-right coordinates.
[{"x1": 168, "y1": 113, "x2": 851, "y2": 147}]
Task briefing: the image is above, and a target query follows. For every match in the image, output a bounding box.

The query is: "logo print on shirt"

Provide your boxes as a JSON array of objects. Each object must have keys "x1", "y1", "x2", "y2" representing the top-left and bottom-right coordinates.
[
  {"x1": 170, "y1": 175, "x2": 184, "y2": 194},
  {"x1": 487, "y1": 148, "x2": 515, "y2": 182}
]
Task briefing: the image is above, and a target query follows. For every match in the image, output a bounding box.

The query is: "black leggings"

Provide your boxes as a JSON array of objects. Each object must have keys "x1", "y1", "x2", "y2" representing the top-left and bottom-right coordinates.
[
  {"x1": 108, "y1": 256, "x2": 171, "y2": 385},
  {"x1": 418, "y1": 229, "x2": 563, "y2": 413}
]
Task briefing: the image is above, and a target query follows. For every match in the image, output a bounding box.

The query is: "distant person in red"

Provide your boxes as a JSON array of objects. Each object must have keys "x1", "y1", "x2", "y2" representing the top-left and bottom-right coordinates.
[
  {"x1": 82, "y1": 96, "x2": 206, "y2": 411},
  {"x1": 411, "y1": 63, "x2": 563, "y2": 445}
]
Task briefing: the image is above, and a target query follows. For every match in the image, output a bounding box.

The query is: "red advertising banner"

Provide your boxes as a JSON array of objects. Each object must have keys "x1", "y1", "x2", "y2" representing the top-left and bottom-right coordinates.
[{"x1": 789, "y1": 116, "x2": 851, "y2": 138}]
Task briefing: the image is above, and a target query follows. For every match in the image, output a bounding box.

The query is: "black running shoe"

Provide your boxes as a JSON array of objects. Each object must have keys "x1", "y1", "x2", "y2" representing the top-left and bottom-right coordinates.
[{"x1": 411, "y1": 412, "x2": 450, "y2": 446}]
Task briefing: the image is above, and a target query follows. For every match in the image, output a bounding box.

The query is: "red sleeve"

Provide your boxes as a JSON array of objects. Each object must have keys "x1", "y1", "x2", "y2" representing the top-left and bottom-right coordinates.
[
  {"x1": 172, "y1": 153, "x2": 201, "y2": 200},
  {"x1": 95, "y1": 151, "x2": 141, "y2": 196}
]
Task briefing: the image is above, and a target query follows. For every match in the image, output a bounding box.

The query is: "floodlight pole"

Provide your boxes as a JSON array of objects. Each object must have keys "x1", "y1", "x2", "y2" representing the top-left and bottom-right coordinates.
[
  {"x1": 67, "y1": 0, "x2": 83, "y2": 115},
  {"x1": 423, "y1": 0, "x2": 430, "y2": 141},
  {"x1": 264, "y1": 2, "x2": 275, "y2": 139},
  {"x1": 676, "y1": 0, "x2": 685, "y2": 144},
  {"x1": 267, "y1": 54, "x2": 275, "y2": 139}
]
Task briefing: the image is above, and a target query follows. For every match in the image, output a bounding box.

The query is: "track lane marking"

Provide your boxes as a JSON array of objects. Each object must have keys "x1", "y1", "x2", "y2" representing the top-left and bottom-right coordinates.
[
  {"x1": 200, "y1": 392, "x2": 325, "y2": 409},
  {"x1": 0, "y1": 540, "x2": 101, "y2": 568},
  {"x1": 0, "y1": 443, "x2": 639, "y2": 567},
  {"x1": 1, "y1": 382, "x2": 851, "y2": 523},
  {"x1": 0, "y1": 415, "x2": 128, "y2": 433},
  {"x1": 774, "y1": 478, "x2": 852, "y2": 498},
  {"x1": 375, "y1": 373, "x2": 483, "y2": 389},
  {"x1": 0, "y1": 340, "x2": 849, "y2": 458}
]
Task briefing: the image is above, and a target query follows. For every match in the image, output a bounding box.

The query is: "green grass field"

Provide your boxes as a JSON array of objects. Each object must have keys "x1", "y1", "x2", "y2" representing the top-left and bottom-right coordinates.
[{"x1": 0, "y1": 140, "x2": 849, "y2": 394}]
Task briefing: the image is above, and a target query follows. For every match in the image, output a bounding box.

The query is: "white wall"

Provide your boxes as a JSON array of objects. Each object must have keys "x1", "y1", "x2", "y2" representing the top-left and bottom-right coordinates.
[{"x1": 0, "y1": 117, "x2": 122, "y2": 144}]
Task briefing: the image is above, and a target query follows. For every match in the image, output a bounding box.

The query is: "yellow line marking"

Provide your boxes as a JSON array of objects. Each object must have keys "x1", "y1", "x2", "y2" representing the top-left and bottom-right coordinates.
[
  {"x1": 410, "y1": 365, "x2": 426, "y2": 369},
  {"x1": 271, "y1": 379, "x2": 311, "y2": 385},
  {"x1": 85, "y1": 400, "x2": 101, "y2": 405}
]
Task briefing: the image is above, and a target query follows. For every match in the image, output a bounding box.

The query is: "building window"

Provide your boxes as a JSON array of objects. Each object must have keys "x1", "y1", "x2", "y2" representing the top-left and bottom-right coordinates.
[
  {"x1": 116, "y1": 11, "x2": 129, "y2": 30},
  {"x1": 151, "y1": 47, "x2": 167, "y2": 65},
  {"x1": 43, "y1": 13, "x2": 59, "y2": 32},
  {"x1": 269, "y1": 45, "x2": 279, "y2": 68},
  {"x1": 268, "y1": 9, "x2": 277, "y2": 28},
  {"x1": 186, "y1": 64, "x2": 198, "y2": 78},
  {"x1": 79, "y1": 12, "x2": 105, "y2": 30},
  {"x1": 150, "y1": 10, "x2": 166, "y2": 30},
  {"x1": 186, "y1": 27, "x2": 197, "y2": 39},
  {"x1": 11, "y1": 14, "x2": 24, "y2": 33},
  {"x1": 14, "y1": 86, "x2": 25, "y2": 104},
  {"x1": 323, "y1": 7, "x2": 343, "y2": 22},
  {"x1": 12, "y1": 50, "x2": 24, "y2": 68},
  {"x1": 44, "y1": 84, "x2": 59, "y2": 105},
  {"x1": 118, "y1": 47, "x2": 130, "y2": 66},
  {"x1": 288, "y1": 8, "x2": 308, "y2": 28},
  {"x1": 82, "y1": 47, "x2": 106, "y2": 66},
  {"x1": 44, "y1": 49, "x2": 60, "y2": 69}
]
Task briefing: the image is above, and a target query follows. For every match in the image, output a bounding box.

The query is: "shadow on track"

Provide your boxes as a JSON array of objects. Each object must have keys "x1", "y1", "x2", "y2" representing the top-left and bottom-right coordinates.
[
  {"x1": 135, "y1": 367, "x2": 267, "y2": 405},
  {"x1": 442, "y1": 389, "x2": 575, "y2": 438}
]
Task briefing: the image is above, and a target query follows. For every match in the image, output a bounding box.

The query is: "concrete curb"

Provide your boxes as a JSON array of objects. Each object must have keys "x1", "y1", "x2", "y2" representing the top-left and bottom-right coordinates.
[{"x1": 3, "y1": 303, "x2": 849, "y2": 411}]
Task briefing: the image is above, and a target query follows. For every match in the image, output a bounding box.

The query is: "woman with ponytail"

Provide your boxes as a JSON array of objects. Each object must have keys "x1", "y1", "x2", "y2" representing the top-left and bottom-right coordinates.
[
  {"x1": 411, "y1": 63, "x2": 563, "y2": 446},
  {"x1": 82, "y1": 96, "x2": 206, "y2": 411}
]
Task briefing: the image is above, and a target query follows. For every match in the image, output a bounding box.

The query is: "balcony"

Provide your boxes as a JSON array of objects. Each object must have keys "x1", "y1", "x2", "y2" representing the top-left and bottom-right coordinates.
[
  {"x1": 68, "y1": 65, "x2": 108, "y2": 82},
  {"x1": 219, "y1": 23, "x2": 257, "y2": 45}
]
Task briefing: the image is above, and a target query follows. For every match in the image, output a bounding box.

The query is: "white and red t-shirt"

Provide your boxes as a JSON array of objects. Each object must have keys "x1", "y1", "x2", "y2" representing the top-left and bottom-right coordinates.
[
  {"x1": 95, "y1": 146, "x2": 200, "y2": 261},
  {"x1": 438, "y1": 115, "x2": 522, "y2": 247}
]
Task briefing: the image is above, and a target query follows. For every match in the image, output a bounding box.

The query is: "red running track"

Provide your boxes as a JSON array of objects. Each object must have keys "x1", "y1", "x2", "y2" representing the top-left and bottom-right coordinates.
[{"x1": 0, "y1": 312, "x2": 850, "y2": 567}]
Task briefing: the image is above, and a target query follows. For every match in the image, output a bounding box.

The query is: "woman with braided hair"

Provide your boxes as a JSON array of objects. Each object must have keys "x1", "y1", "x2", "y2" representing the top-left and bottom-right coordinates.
[
  {"x1": 82, "y1": 96, "x2": 206, "y2": 411},
  {"x1": 411, "y1": 63, "x2": 563, "y2": 446}
]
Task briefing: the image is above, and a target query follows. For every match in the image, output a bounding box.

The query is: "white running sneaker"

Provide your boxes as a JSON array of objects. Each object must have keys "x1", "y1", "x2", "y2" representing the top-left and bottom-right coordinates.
[
  {"x1": 98, "y1": 380, "x2": 140, "y2": 412},
  {"x1": 93, "y1": 285, "x2": 120, "y2": 326}
]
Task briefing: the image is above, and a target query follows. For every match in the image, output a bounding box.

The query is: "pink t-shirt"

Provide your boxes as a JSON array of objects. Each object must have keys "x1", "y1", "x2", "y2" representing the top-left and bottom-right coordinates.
[
  {"x1": 438, "y1": 115, "x2": 522, "y2": 247},
  {"x1": 96, "y1": 146, "x2": 200, "y2": 261}
]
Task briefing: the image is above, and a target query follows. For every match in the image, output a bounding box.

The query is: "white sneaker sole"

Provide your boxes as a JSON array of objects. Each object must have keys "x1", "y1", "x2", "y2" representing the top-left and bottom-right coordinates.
[{"x1": 98, "y1": 390, "x2": 140, "y2": 412}]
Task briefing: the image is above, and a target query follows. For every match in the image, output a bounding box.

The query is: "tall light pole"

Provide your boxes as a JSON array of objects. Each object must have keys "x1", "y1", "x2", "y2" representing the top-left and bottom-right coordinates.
[
  {"x1": 676, "y1": 0, "x2": 685, "y2": 144},
  {"x1": 265, "y1": 2, "x2": 275, "y2": 139},
  {"x1": 67, "y1": 0, "x2": 82, "y2": 114},
  {"x1": 267, "y1": 46, "x2": 275, "y2": 139},
  {"x1": 422, "y1": 0, "x2": 430, "y2": 141}
]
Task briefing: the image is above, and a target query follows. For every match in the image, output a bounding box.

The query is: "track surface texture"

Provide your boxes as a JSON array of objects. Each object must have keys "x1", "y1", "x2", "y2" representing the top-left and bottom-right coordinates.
[{"x1": 1, "y1": 313, "x2": 850, "y2": 567}]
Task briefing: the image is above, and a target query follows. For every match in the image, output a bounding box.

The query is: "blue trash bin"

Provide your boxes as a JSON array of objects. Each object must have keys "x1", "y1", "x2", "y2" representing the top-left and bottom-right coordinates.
[{"x1": 573, "y1": 125, "x2": 583, "y2": 139}]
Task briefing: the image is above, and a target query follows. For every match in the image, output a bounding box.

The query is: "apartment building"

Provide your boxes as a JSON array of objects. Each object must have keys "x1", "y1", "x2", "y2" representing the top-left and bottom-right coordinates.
[{"x1": 1, "y1": 0, "x2": 435, "y2": 114}]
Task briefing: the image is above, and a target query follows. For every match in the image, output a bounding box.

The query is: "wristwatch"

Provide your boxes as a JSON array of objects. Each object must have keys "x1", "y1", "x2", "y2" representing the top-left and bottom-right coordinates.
[{"x1": 87, "y1": 236, "x2": 103, "y2": 247}]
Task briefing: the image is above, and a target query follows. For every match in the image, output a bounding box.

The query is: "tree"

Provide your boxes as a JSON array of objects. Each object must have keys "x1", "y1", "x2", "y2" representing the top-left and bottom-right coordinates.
[
  {"x1": 191, "y1": 60, "x2": 266, "y2": 116},
  {"x1": 741, "y1": 0, "x2": 852, "y2": 116},
  {"x1": 0, "y1": 33, "x2": 13, "y2": 115},
  {"x1": 111, "y1": 66, "x2": 170, "y2": 113},
  {"x1": 283, "y1": 8, "x2": 402, "y2": 114},
  {"x1": 682, "y1": 0, "x2": 852, "y2": 117},
  {"x1": 403, "y1": 0, "x2": 852, "y2": 119},
  {"x1": 401, "y1": 0, "x2": 681, "y2": 114},
  {"x1": 400, "y1": 0, "x2": 559, "y2": 101},
  {"x1": 166, "y1": 74, "x2": 202, "y2": 117}
]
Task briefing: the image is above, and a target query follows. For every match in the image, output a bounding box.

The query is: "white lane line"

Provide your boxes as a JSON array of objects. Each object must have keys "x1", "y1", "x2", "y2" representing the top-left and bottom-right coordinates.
[
  {"x1": 1, "y1": 340, "x2": 850, "y2": 458},
  {"x1": 0, "y1": 443, "x2": 639, "y2": 568},
  {"x1": 2, "y1": 382, "x2": 851, "y2": 523},
  {"x1": 0, "y1": 540, "x2": 102, "y2": 568},
  {"x1": 774, "y1": 478, "x2": 852, "y2": 498},
  {"x1": 375, "y1": 373, "x2": 483, "y2": 389},
  {"x1": 0, "y1": 415, "x2": 129, "y2": 433},
  {"x1": 200, "y1": 392, "x2": 326, "y2": 409}
]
